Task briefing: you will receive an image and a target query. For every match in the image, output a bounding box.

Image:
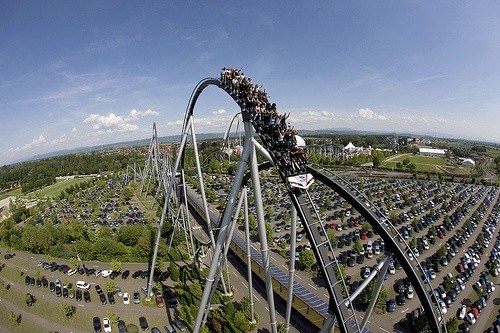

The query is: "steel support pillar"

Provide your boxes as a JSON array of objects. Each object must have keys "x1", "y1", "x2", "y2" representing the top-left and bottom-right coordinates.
[
  {"x1": 250, "y1": 142, "x2": 278, "y2": 333},
  {"x1": 191, "y1": 121, "x2": 254, "y2": 333}
]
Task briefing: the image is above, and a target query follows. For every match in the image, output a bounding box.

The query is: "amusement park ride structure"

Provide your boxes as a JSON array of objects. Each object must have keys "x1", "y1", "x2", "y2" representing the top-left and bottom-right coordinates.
[{"x1": 135, "y1": 69, "x2": 446, "y2": 333}]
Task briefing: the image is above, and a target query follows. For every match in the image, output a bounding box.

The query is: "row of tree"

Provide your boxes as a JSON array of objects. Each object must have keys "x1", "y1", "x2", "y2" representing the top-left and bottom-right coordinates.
[{"x1": 0, "y1": 151, "x2": 143, "y2": 193}]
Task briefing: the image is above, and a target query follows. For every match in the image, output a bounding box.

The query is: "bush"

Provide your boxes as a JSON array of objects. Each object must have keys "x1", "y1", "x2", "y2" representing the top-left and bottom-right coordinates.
[{"x1": 170, "y1": 262, "x2": 180, "y2": 282}]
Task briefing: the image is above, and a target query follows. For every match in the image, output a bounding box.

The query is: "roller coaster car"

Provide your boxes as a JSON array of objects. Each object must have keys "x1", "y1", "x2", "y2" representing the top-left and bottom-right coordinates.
[{"x1": 288, "y1": 173, "x2": 314, "y2": 189}]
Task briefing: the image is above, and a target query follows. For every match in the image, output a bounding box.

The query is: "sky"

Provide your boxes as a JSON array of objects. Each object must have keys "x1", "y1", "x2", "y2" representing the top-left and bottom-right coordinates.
[{"x1": 1, "y1": 1, "x2": 500, "y2": 165}]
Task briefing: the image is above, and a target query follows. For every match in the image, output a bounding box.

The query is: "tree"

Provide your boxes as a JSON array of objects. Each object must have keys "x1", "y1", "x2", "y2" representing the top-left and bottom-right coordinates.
[
  {"x1": 353, "y1": 240, "x2": 363, "y2": 254},
  {"x1": 277, "y1": 322, "x2": 286, "y2": 333},
  {"x1": 437, "y1": 245, "x2": 447, "y2": 259},
  {"x1": 107, "y1": 311, "x2": 119, "y2": 325},
  {"x1": 61, "y1": 302, "x2": 76, "y2": 318},
  {"x1": 9, "y1": 311, "x2": 21, "y2": 325},
  {"x1": 359, "y1": 280, "x2": 387, "y2": 313},
  {"x1": 105, "y1": 279, "x2": 116, "y2": 293},
  {"x1": 170, "y1": 262, "x2": 180, "y2": 282},
  {"x1": 299, "y1": 249, "x2": 316, "y2": 272},
  {"x1": 110, "y1": 259, "x2": 122, "y2": 272},
  {"x1": 327, "y1": 229, "x2": 337, "y2": 244},
  {"x1": 179, "y1": 304, "x2": 195, "y2": 326},
  {"x1": 445, "y1": 317, "x2": 459, "y2": 333},
  {"x1": 410, "y1": 236, "x2": 417, "y2": 250}
]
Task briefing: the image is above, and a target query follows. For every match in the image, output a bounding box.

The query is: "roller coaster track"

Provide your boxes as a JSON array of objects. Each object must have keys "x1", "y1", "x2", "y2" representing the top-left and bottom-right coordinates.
[{"x1": 150, "y1": 70, "x2": 445, "y2": 333}]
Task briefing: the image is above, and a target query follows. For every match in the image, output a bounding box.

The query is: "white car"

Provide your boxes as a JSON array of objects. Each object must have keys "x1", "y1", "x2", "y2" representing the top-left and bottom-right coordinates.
[
  {"x1": 67, "y1": 268, "x2": 77, "y2": 276},
  {"x1": 388, "y1": 263, "x2": 396, "y2": 275},
  {"x1": 76, "y1": 281, "x2": 90, "y2": 290},
  {"x1": 466, "y1": 312, "x2": 476, "y2": 325},
  {"x1": 123, "y1": 292, "x2": 130, "y2": 305},
  {"x1": 406, "y1": 285, "x2": 414, "y2": 299},
  {"x1": 103, "y1": 317, "x2": 112, "y2": 333},
  {"x1": 437, "y1": 300, "x2": 447, "y2": 314},
  {"x1": 101, "y1": 270, "x2": 113, "y2": 278},
  {"x1": 428, "y1": 269, "x2": 436, "y2": 280},
  {"x1": 457, "y1": 305, "x2": 466, "y2": 320}
]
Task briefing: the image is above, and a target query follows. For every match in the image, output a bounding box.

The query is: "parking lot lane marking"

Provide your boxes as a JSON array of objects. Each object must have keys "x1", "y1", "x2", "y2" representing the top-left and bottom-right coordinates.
[
  {"x1": 324, "y1": 294, "x2": 328, "y2": 298},
  {"x1": 232, "y1": 271, "x2": 238, "y2": 277},
  {"x1": 308, "y1": 283, "x2": 317, "y2": 290},
  {"x1": 78, "y1": 304, "x2": 84, "y2": 307},
  {"x1": 241, "y1": 282, "x2": 247, "y2": 288},
  {"x1": 379, "y1": 327, "x2": 390, "y2": 333},
  {"x1": 295, "y1": 275, "x2": 302, "y2": 280},
  {"x1": 271, "y1": 257, "x2": 277, "y2": 262},
  {"x1": 253, "y1": 294, "x2": 260, "y2": 301},
  {"x1": 401, "y1": 307, "x2": 409, "y2": 313}
]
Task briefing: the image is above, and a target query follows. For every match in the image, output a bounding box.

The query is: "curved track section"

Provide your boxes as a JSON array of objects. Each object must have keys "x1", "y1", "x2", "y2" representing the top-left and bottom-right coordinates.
[
  {"x1": 175, "y1": 69, "x2": 443, "y2": 333},
  {"x1": 306, "y1": 166, "x2": 443, "y2": 332}
]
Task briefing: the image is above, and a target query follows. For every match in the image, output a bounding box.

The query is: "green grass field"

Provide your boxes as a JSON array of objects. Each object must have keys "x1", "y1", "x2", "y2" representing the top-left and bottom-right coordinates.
[
  {"x1": 0, "y1": 188, "x2": 23, "y2": 200},
  {"x1": 34, "y1": 177, "x2": 93, "y2": 198},
  {"x1": 382, "y1": 154, "x2": 448, "y2": 173}
]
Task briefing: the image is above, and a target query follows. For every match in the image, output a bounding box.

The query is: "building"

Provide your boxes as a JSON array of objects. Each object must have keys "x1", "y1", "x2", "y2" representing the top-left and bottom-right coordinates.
[
  {"x1": 418, "y1": 147, "x2": 446, "y2": 157},
  {"x1": 461, "y1": 158, "x2": 475, "y2": 168}
]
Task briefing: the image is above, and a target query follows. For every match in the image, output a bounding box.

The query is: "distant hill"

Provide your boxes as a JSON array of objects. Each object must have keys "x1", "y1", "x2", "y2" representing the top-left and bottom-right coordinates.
[
  {"x1": 19, "y1": 127, "x2": 499, "y2": 165},
  {"x1": 26, "y1": 133, "x2": 224, "y2": 162}
]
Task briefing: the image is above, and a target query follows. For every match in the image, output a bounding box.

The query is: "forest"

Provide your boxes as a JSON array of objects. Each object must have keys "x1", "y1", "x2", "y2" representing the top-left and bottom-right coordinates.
[{"x1": 0, "y1": 150, "x2": 143, "y2": 193}]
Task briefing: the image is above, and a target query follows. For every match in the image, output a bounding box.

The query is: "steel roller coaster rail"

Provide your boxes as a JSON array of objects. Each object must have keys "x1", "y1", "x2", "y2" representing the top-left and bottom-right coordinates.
[{"x1": 147, "y1": 68, "x2": 446, "y2": 333}]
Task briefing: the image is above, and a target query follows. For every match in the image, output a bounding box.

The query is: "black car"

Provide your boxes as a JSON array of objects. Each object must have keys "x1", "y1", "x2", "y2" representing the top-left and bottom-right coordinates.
[
  {"x1": 49, "y1": 281, "x2": 55, "y2": 292},
  {"x1": 107, "y1": 292, "x2": 115, "y2": 305},
  {"x1": 122, "y1": 270, "x2": 130, "y2": 279},
  {"x1": 117, "y1": 320, "x2": 127, "y2": 333},
  {"x1": 159, "y1": 271, "x2": 170, "y2": 281},
  {"x1": 110, "y1": 271, "x2": 120, "y2": 279},
  {"x1": 163, "y1": 287, "x2": 178, "y2": 307},
  {"x1": 25, "y1": 275, "x2": 31, "y2": 285},
  {"x1": 42, "y1": 278, "x2": 48, "y2": 288},
  {"x1": 76, "y1": 289, "x2": 82, "y2": 301},
  {"x1": 139, "y1": 316, "x2": 149, "y2": 331},
  {"x1": 63, "y1": 287, "x2": 69, "y2": 298},
  {"x1": 30, "y1": 277, "x2": 35, "y2": 286},
  {"x1": 84, "y1": 290, "x2": 91, "y2": 303},
  {"x1": 95, "y1": 284, "x2": 103, "y2": 295},
  {"x1": 132, "y1": 270, "x2": 143, "y2": 279},
  {"x1": 396, "y1": 293, "x2": 406, "y2": 306},
  {"x1": 93, "y1": 316, "x2": 102, "y2": 333},
  {"x1": 348, "y1": 257, "x2": 355, "y2": 267},
  {"x1": 56, "y1": 286, "x2": 62, "y2": 297},
  {"x1": 99, "y1": 293, "x2": 107, "y2": 305}
]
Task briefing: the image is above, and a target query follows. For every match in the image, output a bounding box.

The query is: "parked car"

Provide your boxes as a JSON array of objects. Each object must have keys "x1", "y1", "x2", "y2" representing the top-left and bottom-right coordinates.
[
  {"x1": 123, "y1": 292, "x2": 130, "y2": 305},
  {"x1": 134, "y1": 292, "x2": 141, "y2": 304},
  {"x1": 84, "y1": 290, "x2": 91, "y2": 303},
  {"x1": 174, "y1": 318, "x2": 188, "y2": 332},
  {"x1": 387, "y1": 299, "x2": 396, "y2": 312},
  {"x1": 93, "y1": 317, "x2": 102, "y2": 333},
  {"x1": 103, "y1": 318, "x2": 112, "y2": 333},
  {"x1": 139, "y1": 316, "x2": 149, "y2": 331}
]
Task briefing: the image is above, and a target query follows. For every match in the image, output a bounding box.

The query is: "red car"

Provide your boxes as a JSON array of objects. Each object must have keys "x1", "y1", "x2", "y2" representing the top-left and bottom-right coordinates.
[
  {"x1": 471, "y1": 307, "x2": 480, "y2": 319},
  {"x1": 361, "y1": 232, "x2": 367, "y2": 240},
  {"x1": 456, "y1": 263, "x2": 465, "y2": 273},
  {"x1": 155, "y1": 295, "x2": 164, "y2": 308}
]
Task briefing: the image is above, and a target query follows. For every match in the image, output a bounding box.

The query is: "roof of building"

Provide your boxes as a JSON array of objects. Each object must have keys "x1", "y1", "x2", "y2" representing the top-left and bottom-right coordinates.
[
  {"x1": 462, "y1": 158, "x2": 475, "y2": 165},
  {"x1": 419, "y1": 147, "x2": 446, "y2": 155},
  {"x1": 344, "y1": 142, "x2": 356, "y2": 150}
]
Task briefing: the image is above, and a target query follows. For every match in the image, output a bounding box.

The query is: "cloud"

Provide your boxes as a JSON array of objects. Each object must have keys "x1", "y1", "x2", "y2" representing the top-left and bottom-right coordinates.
[
  {"x1": 410, "y1": 74, "x2": 449, "y2": 84},
  {"x1": 5, "y1": 134, "x2": 47, "y2": 156},
  {"x1": 22, "y1": 135, "x2": 47, "y2": 149},
  {"x1": 83, "y1": 109, "x2": 158, "y2": 133},
  {"x1": 358, "y1": 108, "x2": 387, "y2": 121},
  {"x1": 213, "y1": 109, "x2": 226, "y2": 115},
  {"x1": 126, "y1": 108, "x2": 159, "y2": 121}
]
